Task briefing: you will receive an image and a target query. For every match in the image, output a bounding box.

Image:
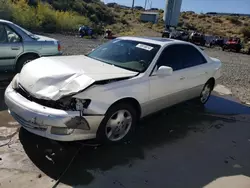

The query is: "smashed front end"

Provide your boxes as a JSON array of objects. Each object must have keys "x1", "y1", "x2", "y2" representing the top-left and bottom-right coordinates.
[{"x1": 5, "y1": 74, "x2": 104, "y2": 141}]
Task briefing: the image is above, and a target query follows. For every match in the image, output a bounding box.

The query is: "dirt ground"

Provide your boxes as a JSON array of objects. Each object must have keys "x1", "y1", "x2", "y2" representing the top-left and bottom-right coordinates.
[{"x1": 0, "y1": 35, "x2": 250, "y2": 188}]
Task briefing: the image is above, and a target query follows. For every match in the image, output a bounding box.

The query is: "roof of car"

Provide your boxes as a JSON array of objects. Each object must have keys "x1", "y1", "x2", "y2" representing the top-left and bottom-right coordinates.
[
  {"x1": 0, "y1": 19, "x2": 13, "y2": 24},
  {"x1": 118, "y1": 36, "x2": 188, "y2": 46}
]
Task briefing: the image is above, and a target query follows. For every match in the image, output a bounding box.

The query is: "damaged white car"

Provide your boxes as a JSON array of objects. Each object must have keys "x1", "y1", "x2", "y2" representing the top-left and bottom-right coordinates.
[{"x1": 5, "y1": 37, "x2": 221, "y2": 143}]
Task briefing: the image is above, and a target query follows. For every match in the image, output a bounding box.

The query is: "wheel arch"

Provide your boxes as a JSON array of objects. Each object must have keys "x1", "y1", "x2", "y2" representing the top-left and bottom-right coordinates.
[
  {"x1": 107, "y1": 97, "x2": 142, "y2": 118},
  {"x1": 206, "y1": 77, "x2": 215, "y2": 89},
  {"x1": 16, "y1": 52, "x2": 40, "y2": 64},
  {"x1": 15, "y1": 52, "x2": 40, "y2": 71}
]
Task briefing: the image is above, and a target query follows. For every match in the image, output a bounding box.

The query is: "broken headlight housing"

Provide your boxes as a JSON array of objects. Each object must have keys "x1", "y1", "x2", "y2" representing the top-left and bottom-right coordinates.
[
  {"x1": 70, "y1": 98, "x2": 91, "y2": 111},
  {"x1": 58, "y1": 98, "x2": 91, "y2": 111}
]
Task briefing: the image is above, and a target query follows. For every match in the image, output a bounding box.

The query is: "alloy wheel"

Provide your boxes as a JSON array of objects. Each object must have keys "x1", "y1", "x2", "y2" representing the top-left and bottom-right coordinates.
[{"x1": 105, "y1": 109, "x2": 133, "y2": 142}]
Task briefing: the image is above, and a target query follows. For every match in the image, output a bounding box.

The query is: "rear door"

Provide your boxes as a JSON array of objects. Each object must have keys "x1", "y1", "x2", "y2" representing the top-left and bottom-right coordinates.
[
  {"x1": 0, "y1": 23, "x2": 23, "y2": 71},
  {"x1": 177, "y1": 44, "x2": 210, "y2": 100}
]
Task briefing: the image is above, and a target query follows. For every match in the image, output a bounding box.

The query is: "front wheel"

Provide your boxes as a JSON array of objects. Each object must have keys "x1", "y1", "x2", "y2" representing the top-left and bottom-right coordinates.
[
  {"x1": 200, "y1": 82, "x2": 213, "y2": 104},
  {"x1": 97, "y1": 103, "x2": 138, "y2": 144}
]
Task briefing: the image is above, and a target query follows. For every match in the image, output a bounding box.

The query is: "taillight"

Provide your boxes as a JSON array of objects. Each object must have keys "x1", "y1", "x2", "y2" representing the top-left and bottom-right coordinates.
[{"x1": 58, "y1": 42, "x2": 61, "y2": 52}]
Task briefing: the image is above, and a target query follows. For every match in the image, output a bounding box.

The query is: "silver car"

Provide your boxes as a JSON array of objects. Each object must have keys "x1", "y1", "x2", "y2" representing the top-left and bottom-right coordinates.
[{"x1": 0, "y1": 19, "x2": 62, "y2": 72}]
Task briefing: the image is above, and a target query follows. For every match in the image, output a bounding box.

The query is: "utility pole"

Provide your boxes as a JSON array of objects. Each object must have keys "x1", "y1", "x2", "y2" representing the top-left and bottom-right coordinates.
[
  {"x1": 144, "y1": 0, "x2": 147, "y2": 10},
  {"x1": 132, "y1": 0, "x2": 135, "y2": 12}
]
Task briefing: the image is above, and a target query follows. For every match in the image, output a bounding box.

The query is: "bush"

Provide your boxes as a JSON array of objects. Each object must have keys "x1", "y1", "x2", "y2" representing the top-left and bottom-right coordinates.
[
  {"x1": 226, "y1": 16, "x2": 242, "y2": 25},
  {"x1": 212, "y1": 17, "x2": 223, "y2": 23},
  {"x1": 197, "y1": 14, "x2": 206, "y2": 19},
  {"x1": 0, "y1": 0, "x2": 90, "y2": 32},
  {"x1": 0, "y1": 0, "x2": 13, "y2": 19},
  {"x1": 90, "y1": 14, "x2": 98, "y2": 23},
  {"x1": 177, "y1": 21, "x2": 184, "y2": 27},
  {"x1": 11, "y1": 0, "x2": 39, "y2": 29},
  {"x1": 241, "y1": 26, "x2": 250, "y2": 39}
]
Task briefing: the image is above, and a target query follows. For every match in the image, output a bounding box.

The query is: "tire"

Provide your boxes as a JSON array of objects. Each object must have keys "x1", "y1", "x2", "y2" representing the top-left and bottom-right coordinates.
[
  {"x1": 16, "y1": 54, "x2": 38, "y2": 73},
  {"x1": 199, "y1": 81, "x2": 214, "y2": 105},
  {"x1": 96, "y1": 103, "x2": 138, "y2": 144},
  {"x1": 236, "y1": 47, "x2": 241, "y2": 53}
]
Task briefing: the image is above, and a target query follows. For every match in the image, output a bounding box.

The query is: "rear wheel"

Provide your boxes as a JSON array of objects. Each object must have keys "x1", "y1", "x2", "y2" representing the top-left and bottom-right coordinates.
[
  {"x1": 97, "y1": 103, "x2": 138, "y2": 144},
  {"x1": 16, "y1": 54, "x2": 38, "y2": 73}
]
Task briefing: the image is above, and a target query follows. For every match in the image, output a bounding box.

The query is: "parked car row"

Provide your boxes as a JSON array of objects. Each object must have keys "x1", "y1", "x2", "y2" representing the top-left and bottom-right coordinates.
[
  {"x1": 162, "y1": 30, "x2": 206, "y2": 46},
  {"x1": 162, "y1": 28, "x2": 250, "y2": 54}
]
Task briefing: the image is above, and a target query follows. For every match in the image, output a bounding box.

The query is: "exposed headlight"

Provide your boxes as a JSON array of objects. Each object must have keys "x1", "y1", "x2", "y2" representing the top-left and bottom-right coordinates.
[
  {"x1": 70, "y1": 98, "x2": 91, "y2": 111},
  {"x1": 57, "y1": 98, "x2": 91, "y2": 111}
]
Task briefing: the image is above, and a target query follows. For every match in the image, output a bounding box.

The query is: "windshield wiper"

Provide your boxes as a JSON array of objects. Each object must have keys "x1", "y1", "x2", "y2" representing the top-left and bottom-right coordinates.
[
  {"x1": 87, "y1": 55, "x2": 141, "y2": 72},
  {"x1": 112, "y1": 64, "x2": 140, "y2": 73}
]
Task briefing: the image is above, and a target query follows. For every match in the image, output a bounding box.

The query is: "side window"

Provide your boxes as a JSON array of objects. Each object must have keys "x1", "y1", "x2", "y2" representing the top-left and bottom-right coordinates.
[
  {"x1": 0, "y1": 24, "x2": 8, "y2": 43},
  {"x1": 4, "y1": 25, "x2": 21, "y2": 43},
  {"x1": 181, "y1": 45, "x2": 207, "y2": 68},
  {"x1": 157, "y1": 45, "x2": 183, "y2": 71}
]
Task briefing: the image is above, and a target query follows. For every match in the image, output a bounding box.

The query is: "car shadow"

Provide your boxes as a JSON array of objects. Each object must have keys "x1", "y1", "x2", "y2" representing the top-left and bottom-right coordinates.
[{"x1": 19, "y1": 94, "x2": 250, "y2": 187}]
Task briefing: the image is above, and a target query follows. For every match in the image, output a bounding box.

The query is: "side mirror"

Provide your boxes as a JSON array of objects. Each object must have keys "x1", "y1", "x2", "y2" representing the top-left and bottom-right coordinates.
[{"x1": 154, "y1": 66, "x2": 173, "y2": 76}]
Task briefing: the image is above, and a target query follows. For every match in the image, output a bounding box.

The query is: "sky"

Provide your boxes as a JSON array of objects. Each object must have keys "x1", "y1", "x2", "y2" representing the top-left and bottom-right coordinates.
[{"x1": 102, "y1": 0, "x2": 250, "y2": 14}]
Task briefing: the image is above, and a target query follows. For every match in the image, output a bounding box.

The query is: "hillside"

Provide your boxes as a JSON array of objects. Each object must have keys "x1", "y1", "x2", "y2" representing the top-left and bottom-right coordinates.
[{"x1": 0, "y1": 0, "x2": 250, "y2": 43}]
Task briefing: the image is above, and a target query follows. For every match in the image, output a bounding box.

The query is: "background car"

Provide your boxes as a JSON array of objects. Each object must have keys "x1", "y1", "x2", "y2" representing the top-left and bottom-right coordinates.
[
  {"x1": 222, "y1": 37, "x2": 242, "y2": 53},
  {"x1": 0, "y1": 19, "x2": 62, "y2": 72},
  {"x1": 5, "y1": 37, "x2": 221, "y2": 144},
  {"x1": 169, "y1": 29, "x2": 190, "y2": 41},
  {"x1": 189, "y1": 32, "x2": 206, "y2": 46}
]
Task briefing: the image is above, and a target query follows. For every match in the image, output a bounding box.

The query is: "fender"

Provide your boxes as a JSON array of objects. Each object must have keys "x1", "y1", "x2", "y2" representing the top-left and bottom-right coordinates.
[{"x1": 15, "y1": 50, "x2": 41, "y2": 64}]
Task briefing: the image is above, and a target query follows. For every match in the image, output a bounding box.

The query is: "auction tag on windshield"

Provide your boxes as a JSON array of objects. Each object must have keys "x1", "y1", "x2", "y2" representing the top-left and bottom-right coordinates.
[{"x1": 136, "y1": 43, "x2": 154, "y2": 51}]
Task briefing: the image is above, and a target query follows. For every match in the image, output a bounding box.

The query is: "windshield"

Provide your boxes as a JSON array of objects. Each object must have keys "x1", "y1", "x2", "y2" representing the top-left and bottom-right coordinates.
[
  {"x1": 14, "y1": 24, "x2": 39, "y2": 40},
  {"x1": 87, "y1": 39, "x2": 161, "y2": 72}
]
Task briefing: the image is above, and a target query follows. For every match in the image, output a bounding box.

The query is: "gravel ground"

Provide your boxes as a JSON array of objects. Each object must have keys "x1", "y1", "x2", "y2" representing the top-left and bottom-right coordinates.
[
  {"x1": 204, "y1": 48, "x2": 250, "y2": 104},
  {"x1": 47, "y1": 34, "x2": 250, "y2": 103}
]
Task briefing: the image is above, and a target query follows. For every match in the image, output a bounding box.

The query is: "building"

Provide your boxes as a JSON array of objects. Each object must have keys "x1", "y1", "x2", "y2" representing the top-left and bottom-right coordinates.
[{"x1": 140, "y1": 12, "x2": 159, "y2": 23}]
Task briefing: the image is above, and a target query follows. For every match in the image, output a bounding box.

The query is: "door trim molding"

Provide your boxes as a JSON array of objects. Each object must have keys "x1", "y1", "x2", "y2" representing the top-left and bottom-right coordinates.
[{"x1": 0, "y1": 57, "x2": 16, "y2": 60}]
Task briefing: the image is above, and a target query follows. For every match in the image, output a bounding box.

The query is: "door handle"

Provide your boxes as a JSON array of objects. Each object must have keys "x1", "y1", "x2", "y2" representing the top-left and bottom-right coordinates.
[
  {"x1": 180, "y1": 76, "x2": 185, "y2": 80},
  {"x1": 11, "y1": 46, "x2": 20, "y2": 50}
]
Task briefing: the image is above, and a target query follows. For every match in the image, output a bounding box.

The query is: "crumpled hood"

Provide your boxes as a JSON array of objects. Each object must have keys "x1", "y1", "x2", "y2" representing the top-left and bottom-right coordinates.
[{"x1": 18, "y1": 55, "x2": 137, "y2": 101}]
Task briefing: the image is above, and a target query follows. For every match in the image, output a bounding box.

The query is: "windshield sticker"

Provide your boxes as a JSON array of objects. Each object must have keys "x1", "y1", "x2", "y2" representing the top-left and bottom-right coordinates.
[{"x1": 136, "y1": 44, "x2": 154, "y2": 51}]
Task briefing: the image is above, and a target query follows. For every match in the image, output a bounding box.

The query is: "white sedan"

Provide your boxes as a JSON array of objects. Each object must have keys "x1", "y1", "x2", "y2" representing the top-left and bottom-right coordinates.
[{"x1": 5, "y1": 37, "x2": 221, "y2": 143}]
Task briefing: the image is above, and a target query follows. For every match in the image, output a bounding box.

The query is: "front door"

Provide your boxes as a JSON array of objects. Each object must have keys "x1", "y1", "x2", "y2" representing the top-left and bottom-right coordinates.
[
  {"x1": 0, "y1": 23, "x2": 23, "y2": 71},
  {"x1": 147, "y1": 45, "x2": 189, "y2": 115}
]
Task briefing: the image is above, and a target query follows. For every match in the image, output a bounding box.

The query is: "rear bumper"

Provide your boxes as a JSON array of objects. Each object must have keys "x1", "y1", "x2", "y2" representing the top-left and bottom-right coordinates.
[{"x1": 5, "y1": 84, "x2": 104, "y2": 141}]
